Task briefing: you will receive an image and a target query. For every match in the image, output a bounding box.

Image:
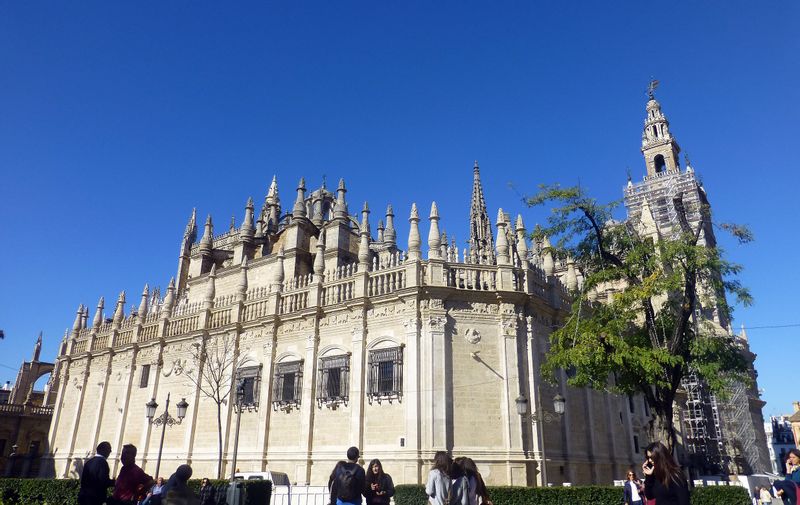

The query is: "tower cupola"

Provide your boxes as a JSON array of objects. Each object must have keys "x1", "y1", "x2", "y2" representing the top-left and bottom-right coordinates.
[{"x1": 641, "y1": 81, "x2": 681, "y2": 176}]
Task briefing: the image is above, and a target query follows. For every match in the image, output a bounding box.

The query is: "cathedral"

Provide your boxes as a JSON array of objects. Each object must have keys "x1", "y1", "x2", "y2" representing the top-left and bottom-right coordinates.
[{"x1": 42, "y1": 91, "x2": 767, "y2": 485}]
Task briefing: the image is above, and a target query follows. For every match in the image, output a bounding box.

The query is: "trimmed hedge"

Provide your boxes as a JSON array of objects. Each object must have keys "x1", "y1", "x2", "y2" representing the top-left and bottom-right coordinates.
[
  {"x1": 395, "y1": 483, "x2": 752, "y2": 505},
  {"x1": 0, "y1": 477, "x2": 272, "y2": 505},
  {"x1": 690, "y1": 485, "x2": 751, "y2": 505}
]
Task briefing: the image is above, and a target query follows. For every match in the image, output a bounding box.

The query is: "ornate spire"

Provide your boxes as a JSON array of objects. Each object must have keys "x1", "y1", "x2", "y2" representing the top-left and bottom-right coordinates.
[
  {"x1": 541, "y1": 236, "x2": 555, "y2": 277},
  {"x1": 334, "y1": 178, "x2": 349, "y2": 222},
  {"x1": 566, "y1": 257, "x2": 578, "y2": 291},
  {"x1": 112, "y1": 291, "x2": 126, "y2": 327},
  {"x1": 641, "y1": 84, "x2": 681, "y2": 176},
  {"x1": 81, "y1": 305, "x2": 89, "y2": 329},
  {"x1": 314, "y1": 228, "x2": 326, "y2": 281},
  {"x1": 428, "y1": 202, "x2": 442, "y2": 259},
  {"x1": 358, "y1": 202, "x2": 371, "y2": 267},
  {"x1": 138, "y1": 284, "x2": 149, "y2": 319},
  {"x1": 272, "y1": 246, "x2": 285, "y2": 289},
  {"x1": 292, "y1": 178, "x2": 307, "y2": 219},
  {"x1": 515, "y1": 214, "x2": 529, "y2": 266},
  {"x1": 237, "y1": 257, "x2": 248, "y2": 301},
  {"x1": 72, "y1": 304, "x2": 84, "y2": 332},
  {"x1": 199, "y1": 215, "x2": 214, "y2": 255},
  {"x1": 240, "y1": 197, "x2": 255, "y2": 244},
  {"x1": 184, "y1": 208, "x2": 197, "y2": 242},
  {"x1": 32, "y1": 332, "x2": 42, "y2": 362},
  {"x1": 407, "y1": 203, "x2": 421, "y2": 260},
  {"x1": 92, "y1": 297, "x2": 105, "y2": 328},
  {"x1": 384, "y1": 204, "x2": 396, "y2": 247},
  {"x1": 204, "y1": 265, "x2": 216, "y2": 308},
  {"x1": 495, "y1": 209, "x2": 509, "y2": 265},
  {"x1": 161, "y1": 278, "x2": 176, "y2": 319},
  {"x1": 265, "y1": 175, "x2": 281, "y2": 232},
  {"x1": 468, "y1": 161, "x2": 495, "y2": 264}
]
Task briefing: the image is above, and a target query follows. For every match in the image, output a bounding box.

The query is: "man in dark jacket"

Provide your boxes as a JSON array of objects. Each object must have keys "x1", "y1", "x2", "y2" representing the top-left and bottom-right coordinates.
[
  {"x1": 78, "y1": 441, "x2": 115, "y2": 505},
  {"x1": 329, "y1": 447, "x2": 366, "y2": 505}
]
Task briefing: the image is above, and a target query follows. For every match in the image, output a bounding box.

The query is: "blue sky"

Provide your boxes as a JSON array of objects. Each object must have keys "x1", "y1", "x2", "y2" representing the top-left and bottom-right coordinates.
[{"x1": 1, "y1": 2, "x2": 798, "y2": 417}]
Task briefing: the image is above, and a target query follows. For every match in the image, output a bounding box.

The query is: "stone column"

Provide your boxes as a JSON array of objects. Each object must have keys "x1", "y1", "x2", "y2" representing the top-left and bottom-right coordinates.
[
  {"x1": 182, "y1": 338, "x2": 204, "y2": 467},
  {"x1": 63, "y1": 358, "x2": 90, "y2": 477},
  {"x1": 427, "y1": 311, "x2": 448, "y2": 450},
  {"x1": 524, "y1": 317, "x2": 546, "y2": 486},
  {"x1": 257, "y1": 333, "x2": 277, "y2": 470},
  {"x1": 498, "y1": 309, "x2": 524, "y2": 484},
  {"x1": 140, "y1": 344, "x2": 165, "y2": 473},
  {"x1": 42, "y1": 358, "x2": 70, "y2": 477},
  {"x1": 299, "y1": 329, "x2": 320, "y2": 483},
  {"x1": 88, "y1": 353, "x2": 114, "y2": 461},
  {"x1": 350, "y1": 324, "x2": 367, "y2": 449},
  {"x1": 403, "y1": 314, "x2": 422, "y2": 481},
  {"x1": 112, "y1": 348, "x2": 138, "y2": 474}
]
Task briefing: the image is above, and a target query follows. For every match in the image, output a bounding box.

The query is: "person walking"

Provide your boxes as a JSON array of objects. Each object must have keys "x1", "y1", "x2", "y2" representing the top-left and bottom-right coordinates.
[
  {"x1": 623, "y1": 468, "x2": 644, "y2": 505},
  {"x1": 364, "y1": 459, "x2": 394, "y2": 505},
  {"x1": 111, "y1": 444, "x2": 154, "y2": 505},
  {"x1": 759, "y1": 485, "x2": 773, "y2": 505},
  {"x1": 78, "y1": 441, "x2": 115, "y2": 505},
  {"x1": 329, "y1": 447, "x2": 367, "y2": 505},
  {"x1": 454, "y1": 457, "x2": 491, "y2": 505},
  {"x1": 447, "y1": 457, "x2": 470, "y2": 505},
  {"x1": 198, "y1": 478, "x2": 216, "y2": 505},
  {"x1": 162, "y1": 464, "x2": 199, "y2": 505},
  {"x1": 425, "y1": 451, "x2": 451, "y2": 505},
  {"x1": 642, "y1": 442, "x2": 689, "y2": 505}
]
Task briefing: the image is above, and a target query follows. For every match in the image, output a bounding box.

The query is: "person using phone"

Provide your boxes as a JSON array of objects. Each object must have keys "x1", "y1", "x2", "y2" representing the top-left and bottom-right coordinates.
[
  {"x1": 641, "y1": 442, "x2": 689, "y2": 505},
  {"x1": 786, "y1": 449, "x2": 800, "y2": 484}
]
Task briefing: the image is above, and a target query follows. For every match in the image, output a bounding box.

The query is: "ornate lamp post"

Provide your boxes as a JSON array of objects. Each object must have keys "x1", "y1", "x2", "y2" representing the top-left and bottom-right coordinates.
[
  {"x1": 230, "y1": 380, "x2": 245, "y2": 482},
  {"x1": 515, "y1": 393, "x2": 566, "y2": 486},
  {"x1": 146, "y1": 392, "x2": 188, "y2": 479}
]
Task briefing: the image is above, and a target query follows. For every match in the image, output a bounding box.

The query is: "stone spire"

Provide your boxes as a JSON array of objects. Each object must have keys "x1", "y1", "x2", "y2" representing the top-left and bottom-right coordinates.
[
  {"x1": 32, "y1": 332, "x2": 42, "y2": 362},
  {"x1": 292, "y1": 178, "x2": 307, "y2": 219},
  {"x1": 334, "y1": 178, "x2": 349, "y2": 222},
  {"x1": 237, "y1": 257, "x2": 248, "y2": 301},
  {"x1": 641, "y1": 85, "x2": 681, "y2": 176},
  {"x1": 272, "y1": 246, "x2": 285, "y2": 290},
  {"x1": 199, "y1": 215, "x2": 214, "y2": 255},
  {"x1": 542, "y1": 236, "x2": 555, "y2": 276},
  {"x1": 384, "y1": 204, "x2": 396, "y2": 247},
  {"x1": 240, "y1": 197, "x2": 255, "y2": 244},
  {"x1": 112, "y1": 291, "x2": 126, "y2": 327},
  {"x1": 204, "y1": 265, "x2": 216, "y2": 308},
  {"x1": 358, "y1": 202, "x2": 371, "y2": 267},
  {"x1": 161, "y1": 278, "x2": 176, "y2": 319},
  {"x1": 92, "y1": 297, "x2": 105, "y2": 328},
  {"x1": 184, "y1": 208, "x2": 197, "y2": 243},
  {"x1": 314, "y1": 228, "x2": 326, "y2": 281},
  {"x1": 468, "y1": 160, "x2": 495, "y2": 264},
  {"x1": 72, "y1": 304, "x2": 84, "y2": 332},
  {"x1": 265, "y1": 175, "x2": 281, "y2": 233},
  {"x1": 81, "y1": 305, "x2": 89, "y2": 329},
  {"x1": 138, "y1": 285, "x2": 149, "y2": 319},
  {"x1": 515, "y1": 215, "x2": 529, "y2": 267},
  {"x1": 566, "y1": 257, "x2": 578, "y2": 291},
  {"x1": 428, "y1": 202, "x2": 442, "y2": 259},
  {"x1": 407, "y1": 203, "x2": 421, "y2": 260},
  {"x1": 495, "y1": 209, "x2": 510, "y2": 265}
]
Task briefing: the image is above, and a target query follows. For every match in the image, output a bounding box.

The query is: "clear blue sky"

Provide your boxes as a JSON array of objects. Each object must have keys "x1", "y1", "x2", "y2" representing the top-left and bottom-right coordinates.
[{"x1": 1, "y1": 2, "x2": 798, "y2": 417}]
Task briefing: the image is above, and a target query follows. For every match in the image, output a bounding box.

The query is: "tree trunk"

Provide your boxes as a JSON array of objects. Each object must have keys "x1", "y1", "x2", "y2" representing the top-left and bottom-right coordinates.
[
  {"x1": 647, "y1": 391, "x2": 680, "y2": 455},
  {"x1": 216, "y1": 402, "x2": 223, "y2": 479}
]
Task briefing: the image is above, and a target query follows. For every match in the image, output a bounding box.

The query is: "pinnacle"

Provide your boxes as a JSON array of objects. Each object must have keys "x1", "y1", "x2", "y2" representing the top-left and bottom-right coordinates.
[
  {"x1": 362, "y1": 201, "x2": 369, "y2": 213},
  {"x1": 338, "y1": 178, "x2": 346, "y2": 191},
  {"x1": 298, "y1": 177, "x2": 306, "y2": 190},
  {"x1": 246, "y1": 196, "x2": 254, "y2": 208},
  {"x1": 386, "y1": 203, "x2": 393, "y2": 216},
  {"x1": 410, "y1": 203, "x2": 419, "y2": 220},
  {"x1": 515, "y1": 214, "x2": 525, "y2": 229},
  {"x1": 430, "y1": 202, "x2": 439, "y2": 219},
  {"x1": 496, "y1": 208, "x2": 505, "y2": 224}
]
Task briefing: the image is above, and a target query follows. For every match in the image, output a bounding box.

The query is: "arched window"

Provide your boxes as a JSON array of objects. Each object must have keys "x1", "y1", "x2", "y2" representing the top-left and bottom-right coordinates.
[{"x1": 654, "y1": 155, "x2": 666, "y2": 173}]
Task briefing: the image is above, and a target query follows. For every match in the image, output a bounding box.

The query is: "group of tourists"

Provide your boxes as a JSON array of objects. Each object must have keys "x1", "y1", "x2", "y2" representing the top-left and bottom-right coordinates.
[
  {"x1": 327, "y1": 447, "x2": 491, "y2": 505},
  {"x1": 77, "y1": 440, "x2": 213, "y2": 505},
  {"x1": 622, "y1": 444, "x2": 800, "y2": 505}
]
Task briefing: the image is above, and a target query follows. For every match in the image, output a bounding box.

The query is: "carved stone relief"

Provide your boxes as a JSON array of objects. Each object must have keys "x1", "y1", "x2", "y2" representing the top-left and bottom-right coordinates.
[
  {"x1": 462, "y1": 327, "x2": 482, "y2": 344},
  {"x1": 445, "y1": 301, "x2": 500, "y2": 315}
]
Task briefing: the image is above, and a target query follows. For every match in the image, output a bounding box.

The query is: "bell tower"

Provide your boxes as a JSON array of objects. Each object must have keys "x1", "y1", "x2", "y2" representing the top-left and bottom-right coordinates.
[{"x1": 641, "y1": 80, "x2": 681, "y2": 176}]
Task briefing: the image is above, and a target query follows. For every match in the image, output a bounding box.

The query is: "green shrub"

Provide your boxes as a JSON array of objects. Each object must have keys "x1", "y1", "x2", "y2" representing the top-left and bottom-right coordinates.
[
  {"x1": 0, "y1": 477, "x2": 271, "y2": 505},
  {"x1": 395, "y1": 483, "x2": 752, "y2": 505},
  {"x1": 690, "y1": 485, "x2": 751, "y2": 505}
]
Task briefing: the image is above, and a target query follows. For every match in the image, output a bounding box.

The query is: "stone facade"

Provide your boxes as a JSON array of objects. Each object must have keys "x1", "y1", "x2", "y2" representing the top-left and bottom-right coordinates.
[{"x1": 43, "y1": 161, "x2": 653, "y2": 485}]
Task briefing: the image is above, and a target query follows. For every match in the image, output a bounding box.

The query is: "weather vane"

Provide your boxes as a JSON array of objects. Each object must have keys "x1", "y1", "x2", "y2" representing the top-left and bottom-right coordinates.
[{"x1": 647, "y1": 78, "x2": 660, "y2": 99}]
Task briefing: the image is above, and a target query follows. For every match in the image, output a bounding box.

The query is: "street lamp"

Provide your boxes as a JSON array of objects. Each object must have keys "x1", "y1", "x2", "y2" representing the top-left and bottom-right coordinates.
[
  {"x1": 230, "y1": 378, "x2": 253, "y2": 482},
  {"x1": 146, "y1": 392, "x2": 188, "y2": 479},
  {"x1": 515, "y1": 393, "x2": 566, "y2": 487}
]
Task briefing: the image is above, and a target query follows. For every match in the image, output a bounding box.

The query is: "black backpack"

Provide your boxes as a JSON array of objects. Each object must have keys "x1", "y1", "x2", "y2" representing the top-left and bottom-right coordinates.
[{"x1": 336, "y1": 465, "x2": 359, "y2": 502}]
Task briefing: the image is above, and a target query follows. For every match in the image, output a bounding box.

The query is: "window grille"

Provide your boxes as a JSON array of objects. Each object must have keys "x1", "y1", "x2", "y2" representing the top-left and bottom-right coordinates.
[
  {"x1": 317, "y1": 354, "x2": 350, "y2": 409},
  {"x1": 237, "y1": 365, "x2": 262, "y2": 409},
  {"x1": 139, "y1": 364, "x2": 150, "y2": 388},
  {"x1": 273, "y1": 360, "x2": 303, "y2": 412},
  {"x1": 367, "y1": 346, "x2": 403, "y2": 404}
]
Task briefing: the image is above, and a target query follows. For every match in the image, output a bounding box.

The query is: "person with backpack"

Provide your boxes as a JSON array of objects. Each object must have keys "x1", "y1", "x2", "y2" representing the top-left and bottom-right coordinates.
[
  {"x1": 425, "y1": 451, "x2": 452, "y2": 505},
  {"x1": 329, "y1": 447, "x2": 367, "y2": 505}
]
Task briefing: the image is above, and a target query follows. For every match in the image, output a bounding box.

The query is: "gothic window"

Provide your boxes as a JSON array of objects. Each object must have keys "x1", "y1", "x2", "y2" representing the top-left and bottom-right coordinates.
[
  {"x1": 317, "y1": 354, "x2": 350, "y2": 408},
  {"x1": 237, "y1": 365, "x2": 262, "y2": 408},
  {"x1": 628, "y1": 395, "x2": 635, "y2": 413},
  {"x1": 633, "y1": 435, "x2": 640, "y2": 454},
  {"x1": 367, "y1": 346, "x2": 403, "y2": 404},
  {"x1": 139, "y1": 365, "x2": 151, "y2": 388},
  {"x1": 272, "y1": 360, "x2": 303, "y2": 411},
  {"x1": 654, "y1": 154, "x2": 666, "y2": 173}
]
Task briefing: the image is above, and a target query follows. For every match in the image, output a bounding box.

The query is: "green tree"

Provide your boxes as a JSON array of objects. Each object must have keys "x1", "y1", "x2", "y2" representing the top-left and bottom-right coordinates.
[{"x1": 526, "y1": 185, "x2": 752, "y2": 450}]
